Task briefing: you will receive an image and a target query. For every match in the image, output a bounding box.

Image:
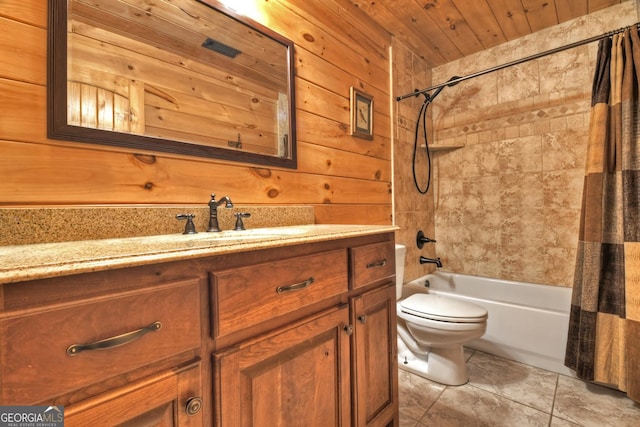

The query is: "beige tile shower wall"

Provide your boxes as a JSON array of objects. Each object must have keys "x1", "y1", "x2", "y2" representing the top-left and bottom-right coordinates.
[
  {"x1": 392, "y1": 39, "x2": 438, "y2": 282},
  {"x1": 430, "y1": 2, "x2": 638, "y2": 287}
]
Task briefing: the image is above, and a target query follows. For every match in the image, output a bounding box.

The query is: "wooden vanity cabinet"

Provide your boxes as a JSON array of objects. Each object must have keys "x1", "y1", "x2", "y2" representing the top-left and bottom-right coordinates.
[
  {"x1": 211, "y1": 246, "x2": 352, "y2": 426},
  {"x1": 0, "y1": 231, "x2": 397, "y2": 426},
  {"x1": 211, "y1": 236, "x2": 398, "y2": 427},
  {"x1": 350, "y1": 241, "x2": 399, "y2": 427}
]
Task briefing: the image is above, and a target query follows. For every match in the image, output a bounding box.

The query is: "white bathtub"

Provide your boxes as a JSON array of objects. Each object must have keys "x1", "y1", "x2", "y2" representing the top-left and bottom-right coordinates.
[{"x1": 402, "y1": 271, "x2": 574, "y2": 376}]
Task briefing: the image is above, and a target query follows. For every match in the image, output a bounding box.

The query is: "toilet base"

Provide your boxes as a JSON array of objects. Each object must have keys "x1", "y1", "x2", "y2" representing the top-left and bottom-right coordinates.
[{"x1": 397, "y1": 337, "x2": 469, "y2": 386}]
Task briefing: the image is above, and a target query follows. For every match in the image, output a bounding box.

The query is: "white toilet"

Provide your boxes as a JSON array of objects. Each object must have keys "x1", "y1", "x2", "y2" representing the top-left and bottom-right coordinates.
[{"x1": 395, "y1": 244, "x2": 488, "y2": 385}]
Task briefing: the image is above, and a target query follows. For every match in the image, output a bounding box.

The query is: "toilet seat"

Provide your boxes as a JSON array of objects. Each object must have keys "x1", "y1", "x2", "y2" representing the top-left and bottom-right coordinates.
[{"x1": 400, "y1": 293, "x2": 487, "y2": 323}]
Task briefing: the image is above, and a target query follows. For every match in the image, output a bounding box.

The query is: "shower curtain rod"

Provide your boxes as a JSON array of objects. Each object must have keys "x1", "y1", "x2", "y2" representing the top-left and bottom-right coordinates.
[{"x1": 396, "y1": 22, "x2": 640, "y2": 102}]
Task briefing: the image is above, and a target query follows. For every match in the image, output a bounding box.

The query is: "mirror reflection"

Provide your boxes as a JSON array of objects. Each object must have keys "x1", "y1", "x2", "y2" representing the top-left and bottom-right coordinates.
[{"x1": 49, "y1": 0, "x2": 296, "y2": 168}]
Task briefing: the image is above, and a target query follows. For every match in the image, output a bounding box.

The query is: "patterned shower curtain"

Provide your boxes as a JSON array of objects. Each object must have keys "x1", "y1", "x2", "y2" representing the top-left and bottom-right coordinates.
[{"x1": 565, "y1": 28, "x2": 640, "y2": 403}]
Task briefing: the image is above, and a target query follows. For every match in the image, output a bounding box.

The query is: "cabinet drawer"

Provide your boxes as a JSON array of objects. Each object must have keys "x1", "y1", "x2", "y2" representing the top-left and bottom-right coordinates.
[
  {"x1": 0, "y1": 278, "x2": 201, "y2": 405},
  {"x1": 350, "y1": 241, "x2": 395, "y2": 289},
  {"x1": 211, "y1": 249, "x2": 348, "y2": 338}
]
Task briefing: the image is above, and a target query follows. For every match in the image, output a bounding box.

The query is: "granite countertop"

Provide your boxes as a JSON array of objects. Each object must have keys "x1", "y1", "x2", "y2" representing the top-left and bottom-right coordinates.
[{"x1": 0, "y1": 224, "x2": 398, "y2": 285}]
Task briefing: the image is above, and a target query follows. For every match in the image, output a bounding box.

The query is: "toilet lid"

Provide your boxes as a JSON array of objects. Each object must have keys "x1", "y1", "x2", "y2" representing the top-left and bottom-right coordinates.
[{"x1": 400, "y1": 293, "x2": 488, "y2": 323}]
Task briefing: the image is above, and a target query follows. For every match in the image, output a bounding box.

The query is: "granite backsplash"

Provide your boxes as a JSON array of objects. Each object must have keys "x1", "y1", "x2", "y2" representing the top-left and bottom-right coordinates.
[{"x1": 0, "y1": 206, "x2": 315, "y2": 246}]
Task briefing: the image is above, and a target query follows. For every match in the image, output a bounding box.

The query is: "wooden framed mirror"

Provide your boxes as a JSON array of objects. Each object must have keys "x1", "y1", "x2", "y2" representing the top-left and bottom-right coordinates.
[{"x1": 48, "y1": 0, "x2": 297, "y2": 168}]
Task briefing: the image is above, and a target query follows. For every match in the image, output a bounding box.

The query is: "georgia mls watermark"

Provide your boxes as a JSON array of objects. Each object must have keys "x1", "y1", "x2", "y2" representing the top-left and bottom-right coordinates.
[{"x1": 0, "y1": 406, "x2": 64, "y2": 427}]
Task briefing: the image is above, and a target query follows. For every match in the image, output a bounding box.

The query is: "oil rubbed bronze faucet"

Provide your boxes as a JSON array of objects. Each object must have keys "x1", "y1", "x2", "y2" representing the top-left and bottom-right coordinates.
[{"x1": 207, "y1": 193, "x2": 233, "y2": 232}]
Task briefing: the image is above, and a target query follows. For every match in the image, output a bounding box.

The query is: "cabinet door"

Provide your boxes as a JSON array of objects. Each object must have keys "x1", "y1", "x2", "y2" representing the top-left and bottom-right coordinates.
[
  {"x1": 214, "y1": 306, "x2": 351, "y2": 427},
  {"x1": 64, "y1": 361, "x2": 203, "y2": 426},
  {"x1": 352, "y1": 284, "x2": 399, "y2": 427}
]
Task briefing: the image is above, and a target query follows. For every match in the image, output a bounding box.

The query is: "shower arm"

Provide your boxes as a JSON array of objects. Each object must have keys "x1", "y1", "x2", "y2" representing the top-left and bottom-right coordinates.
[{"x1": 408, "y1": 76, "x2": 460, "y2": 105}]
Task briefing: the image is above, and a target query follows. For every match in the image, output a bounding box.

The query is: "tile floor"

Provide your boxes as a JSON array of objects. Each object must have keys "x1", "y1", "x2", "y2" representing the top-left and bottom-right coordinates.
[{"x1": 399, "y1": 349, "x2": 640, "y2": 426}]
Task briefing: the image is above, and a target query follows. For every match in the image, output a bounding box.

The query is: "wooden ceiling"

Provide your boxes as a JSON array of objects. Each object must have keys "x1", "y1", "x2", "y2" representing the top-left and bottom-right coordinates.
[{"x1": 348, "y1": 0, "x2": 627, "y2": 66}]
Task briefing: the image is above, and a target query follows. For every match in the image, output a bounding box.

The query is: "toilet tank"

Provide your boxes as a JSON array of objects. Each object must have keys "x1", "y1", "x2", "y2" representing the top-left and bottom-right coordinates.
[{"x1": 395, "y1": 244, "x2": 406, "y2": 300}]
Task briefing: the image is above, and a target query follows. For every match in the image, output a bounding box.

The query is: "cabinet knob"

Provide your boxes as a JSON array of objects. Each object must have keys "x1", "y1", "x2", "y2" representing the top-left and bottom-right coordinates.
[
  {"x1": 343, "y1": 324, "x2": 353, "y2": 336},
  {"x1": 185, "y1": 397, "x2": 203, "y2": 416},
  {"x1": 358, "y1": 315, "x2": 368, "y2": 324}
]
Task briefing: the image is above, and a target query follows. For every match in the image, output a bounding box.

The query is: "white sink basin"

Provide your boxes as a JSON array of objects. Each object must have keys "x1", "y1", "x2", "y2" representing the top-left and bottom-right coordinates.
[
  {"x1": 179, "y1": 226, "x2": 311, "y2": 244},
  {"x1": 217, "y1": 227, "x2": 309, "y2": 238},
  {"x1": 85, "y1": 227, "x2": 313, "y2": 256}
]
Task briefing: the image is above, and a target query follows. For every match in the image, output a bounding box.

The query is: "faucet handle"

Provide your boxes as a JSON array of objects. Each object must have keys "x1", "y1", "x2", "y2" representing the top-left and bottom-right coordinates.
[
  {"x1": 176, "y1": 214, "x2": 197, "y2": 234},
  {"x1": 417, "y1": 230, "x2": 436, "y2": 249},
  {"x1": 234, "y1": 212, "x2": 251, "y2": 231}
]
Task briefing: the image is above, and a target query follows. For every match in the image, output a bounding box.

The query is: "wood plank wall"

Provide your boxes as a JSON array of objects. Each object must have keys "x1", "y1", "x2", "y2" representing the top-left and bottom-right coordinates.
[{"x1": 0, "y1": 0, "x2": 393, "y2": 225}]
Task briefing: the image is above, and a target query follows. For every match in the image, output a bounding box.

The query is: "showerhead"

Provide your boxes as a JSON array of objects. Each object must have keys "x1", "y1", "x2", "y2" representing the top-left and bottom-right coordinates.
[
  {"x1": 428, "y1": 75, "x2": 461, "y2": 103},
  {"x1": 416, "y1": 75, "x2": 461, "y2": 104},
  {"x1": 446, "y1": 75, "x2": 461, "y2": 86}
]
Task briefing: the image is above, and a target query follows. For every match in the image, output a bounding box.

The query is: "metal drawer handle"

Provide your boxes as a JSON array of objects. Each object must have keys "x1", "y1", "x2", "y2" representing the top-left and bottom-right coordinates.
[
  {"x1": 67, "y1": 321, "x2": 162, "y2": 356},
  {"x1": 366, "y1": 259, "x2": 387, "y2": 268},
  {"x1": 276, "y1": 277, "x2": 315, "y2": 293}
]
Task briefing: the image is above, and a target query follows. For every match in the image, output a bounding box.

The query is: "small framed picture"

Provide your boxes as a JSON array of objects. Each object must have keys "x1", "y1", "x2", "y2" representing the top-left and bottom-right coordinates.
[{"x1": 350, "y1": 87, "x2": 373, "y2": 140}]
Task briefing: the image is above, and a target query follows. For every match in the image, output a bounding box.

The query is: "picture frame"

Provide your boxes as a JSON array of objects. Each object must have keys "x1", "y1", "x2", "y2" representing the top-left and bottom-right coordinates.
[{"x1": 350, "y1": 87, "x2": 373, "y2": 140}]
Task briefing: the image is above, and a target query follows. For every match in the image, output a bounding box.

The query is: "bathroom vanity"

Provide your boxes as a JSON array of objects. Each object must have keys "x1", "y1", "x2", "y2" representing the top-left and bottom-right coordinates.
[{"x1": 0, "y1": 225, "x2": 398, "y2": 426}]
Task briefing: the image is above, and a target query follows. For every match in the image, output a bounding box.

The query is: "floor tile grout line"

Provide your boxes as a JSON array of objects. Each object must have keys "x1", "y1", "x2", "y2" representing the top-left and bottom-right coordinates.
[
  {"x1": 412, "y1": 348, "x2": 477, "y2": 424},
  {"x1": 403, "y1": 374, "x2": 555, "y2": 426},
  {"x1": 548, "y1": 375, "x2": 560, "y2": 427},
  {"x1": 418, "y1": 383, "x2": 449, "y2": 424},
  {"x1": 463, "y1": 381, "x2": 555, "y2": 418},
  {"x1": 465, "y1": 349, "x2": 568, "y2": 417}
]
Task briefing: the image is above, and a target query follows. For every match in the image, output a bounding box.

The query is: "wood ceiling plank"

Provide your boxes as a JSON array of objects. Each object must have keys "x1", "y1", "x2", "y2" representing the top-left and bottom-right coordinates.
[
  {"x1": 419, "y1": 0, "x2": 485, "y2": 56},
  {"x1": 521, "y1": 0, "x2": 559, "y2": 32},
  {"x1": 350, "y1": 0, "x2": 450, "y2": 65},
  {"x1": 556, "y1": 0, "x2": 587, "y2": 23},
  {"x1": 346, "y1": 0, "x2": 625, "y2": 66},
  {"x1": 316, "y1": 0, "x2": 391, "y2": 55},
  {"x1": 451, "y1": 0, "x2": 507, "y2": 49},
  {"x1": 380, "y1": 0, "x2": 465, "y2": 62},
  {"x1": 486, "y1": 0, "x2": 532, "y2": 40}
]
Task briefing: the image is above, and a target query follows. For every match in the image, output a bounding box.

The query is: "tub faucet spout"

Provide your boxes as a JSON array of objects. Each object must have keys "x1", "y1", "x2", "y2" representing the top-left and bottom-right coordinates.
[{"x1": 420, "y1": 256, "x2": 442, "y2": 268}]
